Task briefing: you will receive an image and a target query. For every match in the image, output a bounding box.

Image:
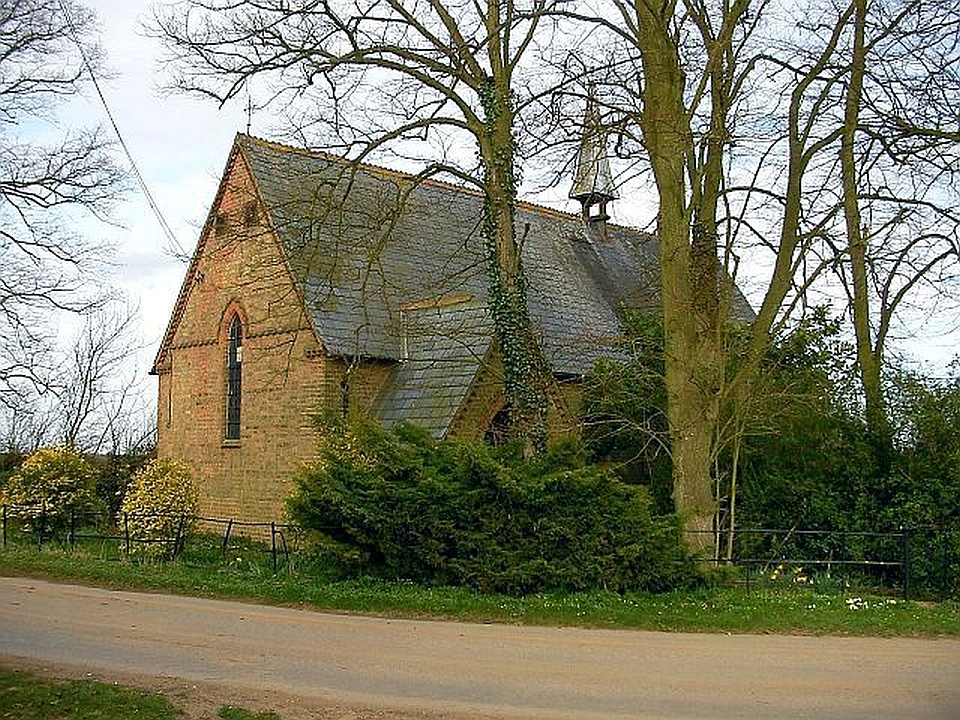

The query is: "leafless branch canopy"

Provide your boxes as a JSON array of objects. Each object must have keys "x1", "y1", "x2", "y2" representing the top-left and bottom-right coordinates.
[
  {"x1": 152, "y1": 0, "x2": 576, "y2": 181},
  {"x1": 0, "y1": 0, "x2": 127, "y2": 408}
]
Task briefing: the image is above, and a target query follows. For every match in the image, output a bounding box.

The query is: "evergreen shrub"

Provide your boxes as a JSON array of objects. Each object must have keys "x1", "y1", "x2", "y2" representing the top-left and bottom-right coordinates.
[
  {"x1": 287, "y1": 415, "x2": 695, "y2": 594},
  {"x1": 0, "y1": 447, "x2": 99, "y2": 535},
  {"x1": 0, "y1": 451, "x2": 25, "y2": 484},
  {"x1": 121, "y1": 459, "x2": 200, "y2": 558}
]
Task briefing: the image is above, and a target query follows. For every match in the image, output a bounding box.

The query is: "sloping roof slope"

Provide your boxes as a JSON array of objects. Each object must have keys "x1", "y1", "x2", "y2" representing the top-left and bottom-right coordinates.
[
  {"x1": 371, "y1": 298, "x2": 494, "y2": 436},
  {"x1": 157, "y1": 133, "x2": 754, "y2": 436},
  {"x1": 237, "y1": 133, "x2": 691, "y2": 377}
]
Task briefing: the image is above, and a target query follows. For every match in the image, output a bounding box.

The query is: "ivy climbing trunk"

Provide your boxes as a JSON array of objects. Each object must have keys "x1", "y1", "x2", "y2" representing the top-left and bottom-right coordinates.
[{"x1": 478, "y1": 69, "x2": 550, "y2": 454}]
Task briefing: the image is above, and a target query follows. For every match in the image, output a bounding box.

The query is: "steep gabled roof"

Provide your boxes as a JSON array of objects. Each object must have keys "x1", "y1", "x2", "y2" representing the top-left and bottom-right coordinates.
[
  {"x1": 155, "y1": 133, "x2": 754, "y2": 436},
  {"x1": 235, "y1": 133, "x2": 683, "y2": 377},
  {"x1": 152, "y1": 141, "x2": 258, "y2": 374}
]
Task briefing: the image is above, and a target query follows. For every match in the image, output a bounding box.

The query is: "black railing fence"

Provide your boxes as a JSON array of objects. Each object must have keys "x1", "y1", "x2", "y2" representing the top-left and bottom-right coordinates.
[
  {"x1": 688, "y1": 524, "x2": 959, "y2": 600},
  {"x1": 2, "y1": 504, "x2": 957, "y2": 599},
  {"x1": 196, "y1": 516, "x2": 294, "y2": 573},
  {"x1": 0, "y1": 505, "x2": 296, "y2": 571}
]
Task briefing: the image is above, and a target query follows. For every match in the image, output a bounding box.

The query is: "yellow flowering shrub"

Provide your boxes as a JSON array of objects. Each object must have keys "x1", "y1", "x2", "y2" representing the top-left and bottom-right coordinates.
[
  {"x1": 120, "y1": 459, "x2": 200, "y2": 558},
  {"x1": 0, "y1": 447, "x2": 98, "y2": 533}
]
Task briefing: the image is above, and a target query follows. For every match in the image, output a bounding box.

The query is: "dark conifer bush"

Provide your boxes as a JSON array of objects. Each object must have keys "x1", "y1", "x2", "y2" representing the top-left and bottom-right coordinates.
[{"x1": 287, "y1": 414, "x2": 695, "y2": 594}]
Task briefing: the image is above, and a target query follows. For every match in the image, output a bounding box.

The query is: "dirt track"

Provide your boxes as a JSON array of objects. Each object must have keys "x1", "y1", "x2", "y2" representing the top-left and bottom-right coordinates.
[{"x1": 1, "y1": 577, "x2": 958, "y2": 719}]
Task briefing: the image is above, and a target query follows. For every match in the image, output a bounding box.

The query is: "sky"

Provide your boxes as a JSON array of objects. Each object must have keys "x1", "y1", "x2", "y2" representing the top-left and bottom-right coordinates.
[
  {"x1": 54, "y1": 0, "x2": 253, "y2": 407},
  {"x1": 66, "y1": 0, "x2": 957, "y2": 409}
]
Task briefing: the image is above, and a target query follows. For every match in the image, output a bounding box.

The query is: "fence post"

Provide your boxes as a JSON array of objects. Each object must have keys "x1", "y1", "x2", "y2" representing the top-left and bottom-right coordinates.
[
  {"x1": 171, "y1": 515, "x2": 186, "y2": 561},
  {"x1": 124, "y1": 513, "x2": 131, "y2": 556},
  {"x1": 38, "y1": 504, "x2": 46, "y2": 550},
  {"x1": 70, "y1": 508, "x2": 76, "y2": 548},
  {"x1": 278, "y1": 528, "x2": 289, "y2": 571},
  {"x1": 940, "y1": 527, "x2": 949, "y2": 602},
  {"x1": 2, "y1": 505, "x2": 6, "y2": 549},
  {"x1": 271, "y1": 521, "x2": 277, "y2": 574},
  {"x1": 901, "y1": 525, "x2": 912, "y2": 601},
  {"x1": 221, "y1": 519, "x2": 233, "y2": 557}
]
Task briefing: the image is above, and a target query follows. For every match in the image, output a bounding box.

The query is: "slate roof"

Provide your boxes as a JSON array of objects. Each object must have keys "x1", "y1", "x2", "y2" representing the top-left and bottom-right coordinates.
[
  {"x1": 370, "y1": 298, "x2": 494, "y2": 437},
  {"x1": 160, "y1": 134, "x2": 753, "y2": 437},
  {"x1": 237, "y1": 134, "x2": 688, "y2": 375}
]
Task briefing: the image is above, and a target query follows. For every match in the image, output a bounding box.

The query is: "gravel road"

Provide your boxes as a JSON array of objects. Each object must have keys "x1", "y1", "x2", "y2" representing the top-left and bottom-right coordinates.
[{"x1": 1, "y1": 577, "x2": 958, "y2": 719}]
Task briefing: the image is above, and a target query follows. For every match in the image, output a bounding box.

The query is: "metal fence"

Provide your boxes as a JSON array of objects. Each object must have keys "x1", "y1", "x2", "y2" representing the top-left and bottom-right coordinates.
[
  {"x1": 688, "y1": 525, "x2": 960, "y2": 600},
  {"x1": 2, "y1": 504, "x2": 957, "y2": 599},
  {"x1": 0, "y1": 505, "x2": 297, "y2": 572}
]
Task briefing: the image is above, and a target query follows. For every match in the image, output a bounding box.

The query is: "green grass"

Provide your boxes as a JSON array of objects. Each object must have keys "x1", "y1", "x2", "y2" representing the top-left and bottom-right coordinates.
[
  {"x1": 0, "y1": 666, "x2": 178, "y2": 720},
  {"x1": 0, "y1": 665, "x2": 288, "y2": 720},
  {"x1": 1, "y1": 541, "x2": 958, "y2": 636}
]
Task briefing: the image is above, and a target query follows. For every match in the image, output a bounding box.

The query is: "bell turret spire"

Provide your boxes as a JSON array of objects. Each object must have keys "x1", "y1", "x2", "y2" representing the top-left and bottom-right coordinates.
[{"x1": 569, "y1": 88, "x2": 616, "y2": 226}]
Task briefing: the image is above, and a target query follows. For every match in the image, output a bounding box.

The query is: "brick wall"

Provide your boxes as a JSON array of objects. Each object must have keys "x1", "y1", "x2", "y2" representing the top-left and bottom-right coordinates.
[
  {"x1": 156, "y1": 153, "x2": 330, "y2": 523},
  {"x1": 448, "y1": 348, "x2": 581, "y2": 444}
]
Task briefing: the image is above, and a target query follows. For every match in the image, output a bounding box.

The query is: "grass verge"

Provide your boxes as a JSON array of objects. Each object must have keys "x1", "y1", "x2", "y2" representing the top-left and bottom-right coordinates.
[
  {"x1": 1, "y1": 543, "x2": 958, "y2": 636},
  {"x1": 0, "y1": 666, "x2": 178, "y2": 720},
  {"x1": 0, "y1": 665, "x2": 289, "y2": 720}
]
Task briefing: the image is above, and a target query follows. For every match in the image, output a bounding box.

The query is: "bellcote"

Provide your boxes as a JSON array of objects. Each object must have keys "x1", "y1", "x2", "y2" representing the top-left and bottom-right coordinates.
[{"x1": 569, "y1": 89, "x2": 617, "y2": 226}]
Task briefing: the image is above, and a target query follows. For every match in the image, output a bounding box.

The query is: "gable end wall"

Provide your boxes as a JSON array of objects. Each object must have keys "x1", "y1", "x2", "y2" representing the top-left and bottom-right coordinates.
[{"x1": 157, "y1": 153, "x2": 332, "y2": 524}]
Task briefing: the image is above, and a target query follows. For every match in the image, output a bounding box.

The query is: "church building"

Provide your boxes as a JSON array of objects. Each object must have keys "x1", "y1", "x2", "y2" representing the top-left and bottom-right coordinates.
[{"x1": 152, "y1": 123, "x2": 748, "y2": 523}]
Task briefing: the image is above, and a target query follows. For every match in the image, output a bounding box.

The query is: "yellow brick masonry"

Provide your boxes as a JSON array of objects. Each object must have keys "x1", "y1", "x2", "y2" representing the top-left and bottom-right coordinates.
[
  {"x1": 156, "y1": 153, "x2": 337, "y2": 524},
  {"x1": 448, "y1": 349, "x2": 581, "y2": 443}
]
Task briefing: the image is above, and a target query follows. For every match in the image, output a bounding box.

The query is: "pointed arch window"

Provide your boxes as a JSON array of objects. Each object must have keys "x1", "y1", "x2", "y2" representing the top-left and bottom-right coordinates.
[{"x1": 226, "y1": 315, "x2": 242, "y2": 440}]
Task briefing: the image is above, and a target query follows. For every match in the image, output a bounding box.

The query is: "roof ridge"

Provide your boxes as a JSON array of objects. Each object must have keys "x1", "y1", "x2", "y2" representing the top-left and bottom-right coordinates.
[{"x1": 235, "y1": 132, "x2": 641, "y2": 230}]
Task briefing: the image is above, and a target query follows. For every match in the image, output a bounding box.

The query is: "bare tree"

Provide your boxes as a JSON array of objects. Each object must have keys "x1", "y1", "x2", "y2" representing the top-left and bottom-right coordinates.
[
  {"x1": 573, "y1": 0, "x2": 959, "y2": 553},
  {"x1": 834, "y1": 0, "x2": 960, "y2": 472},
  {"x1": 0, "y1": 302, "x2": 154, "y2": 455},
  {"x1": 0, "y1": 0, "x2": 126, "y2": 408},
  {"x1": 567, "y1": 0, "x2": 757, "y2": 550},
  {"x1": 154, "y1": 0, "x2": 574, "y2": 452},
  {"x1": 56, "y1": 303, "x2": 152, "y2": 453}
]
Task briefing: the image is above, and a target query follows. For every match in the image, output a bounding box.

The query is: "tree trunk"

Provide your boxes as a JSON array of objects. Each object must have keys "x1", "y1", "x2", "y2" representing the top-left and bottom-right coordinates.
[
  {"x1": 725, "y1": 432, "x2": 741, "y2": 561},
  {"x1": 479, "y1": 73, "x2": 550, "y2": 454},
  {"x1": 841, "y1": 0, "x2": 892, "y2": 473},
  {"x1": 635, "y1": 3, "x2": 719, "y2": 556}
]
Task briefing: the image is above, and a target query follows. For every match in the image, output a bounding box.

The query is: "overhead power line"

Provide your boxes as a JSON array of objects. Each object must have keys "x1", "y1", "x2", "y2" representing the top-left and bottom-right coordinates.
[{"x1": 59, "y1": 0, "x2": 189, "y2": 261}]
